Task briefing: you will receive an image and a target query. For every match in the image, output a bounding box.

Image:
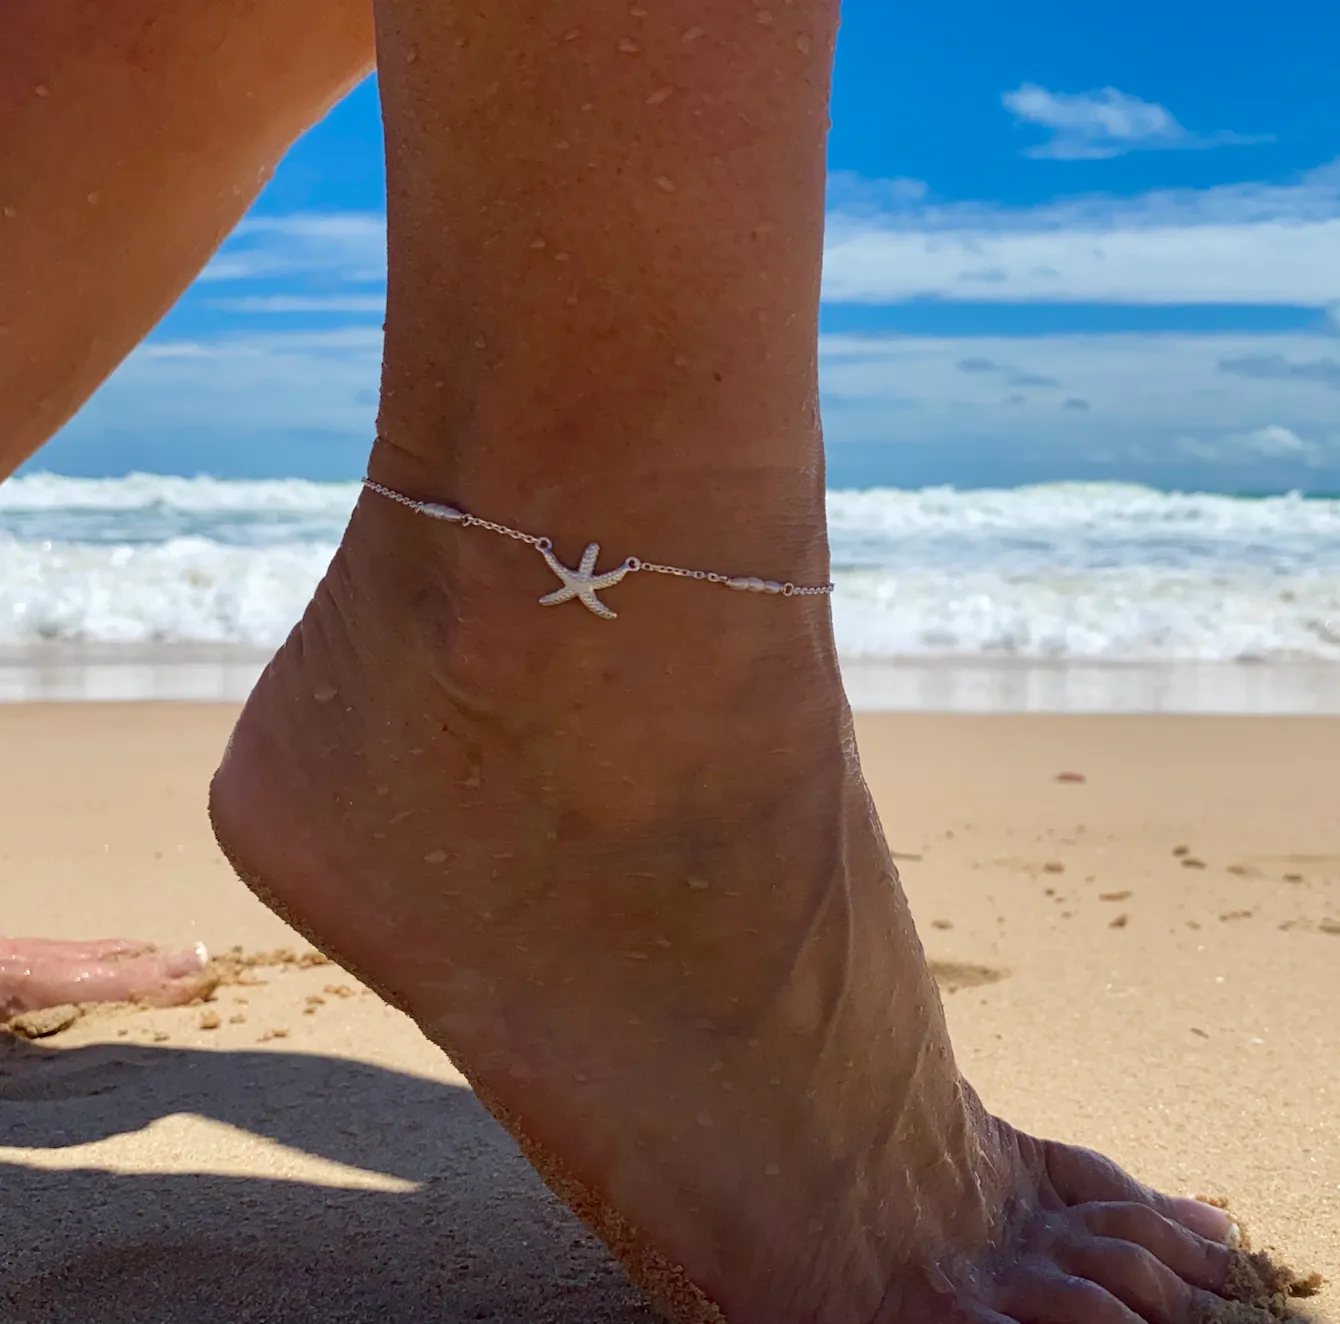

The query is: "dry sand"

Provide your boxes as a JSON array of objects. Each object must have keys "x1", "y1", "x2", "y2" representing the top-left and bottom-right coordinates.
[{"x1": 0, "y1": 703, "x2": 1335, "y2": 1322}]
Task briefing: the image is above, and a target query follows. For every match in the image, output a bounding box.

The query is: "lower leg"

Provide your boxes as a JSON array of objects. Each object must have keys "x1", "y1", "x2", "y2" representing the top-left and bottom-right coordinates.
[
  {"x1": 0, "y1": 0, "x2": 374, "y2": 477},
  {"x1": 213, "y1": 2, "x2": 1244, "y2": 1321},
  {"x1": 368, "y1": 0, "x2": 832, "y2": 580}
]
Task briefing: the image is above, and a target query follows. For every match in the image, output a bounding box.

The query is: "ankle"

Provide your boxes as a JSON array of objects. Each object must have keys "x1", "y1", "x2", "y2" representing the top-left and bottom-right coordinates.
[
  {"x1": 367, "y1": 425, "x2": 829, "y2": 575},
  {"x1": 358, "y1": 432, "x2": 839, "y2": 697},
  {"x1": 312, "y1": 487, "x2": 845, "y2": 820}
]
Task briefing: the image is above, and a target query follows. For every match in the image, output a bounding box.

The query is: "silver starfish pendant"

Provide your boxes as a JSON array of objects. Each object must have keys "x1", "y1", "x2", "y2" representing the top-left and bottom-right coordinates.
[{"x1": 537, "y1": 542, "x2": 632, "y2": 620}]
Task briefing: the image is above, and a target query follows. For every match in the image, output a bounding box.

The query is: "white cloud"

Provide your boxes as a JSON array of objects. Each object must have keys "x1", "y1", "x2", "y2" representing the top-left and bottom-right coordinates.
[
  {"x1": 1218, "y1": 353, "x2": 1340, "y2": 390},
  {"x1": 826, "y1": 172, "x2": 930, "y2": 214},
  {"x1": 1176, "y1": 425, "x2": 1323, "y2": 465},
  {"x1": 1236, "y1": 424, "x2": 1321, "y2": 459},
  {"x1": 823, "y1": 159, "x2": 1340, "y2": 304},
  {"x1": 208, "y1": 295, "x2": 386, "y2": 314},
  {"x1": 1002, "y1": 83, "x2": 1268, "y2": 161},
  {"x1": 80, "y1": 328, "x2": 383, "y2": 434},
  {"x1": 200, "y1": 214, "x2": 387, "y2": 285},
  {"x1": 818, "y1": 330, "x2": 1340, "y2": 466}
]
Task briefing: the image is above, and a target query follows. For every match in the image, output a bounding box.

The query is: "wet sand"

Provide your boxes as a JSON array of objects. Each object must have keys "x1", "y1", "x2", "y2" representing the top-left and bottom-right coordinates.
[{"x1": 1, "y1": 703, "x2": 1336, "y2": 1322}]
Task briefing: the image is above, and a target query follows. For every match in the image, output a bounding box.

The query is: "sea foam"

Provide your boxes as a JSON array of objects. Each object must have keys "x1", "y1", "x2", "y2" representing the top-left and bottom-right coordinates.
[{"x1": 3, "y1": 475, "x2": 1339, "y2": 660}]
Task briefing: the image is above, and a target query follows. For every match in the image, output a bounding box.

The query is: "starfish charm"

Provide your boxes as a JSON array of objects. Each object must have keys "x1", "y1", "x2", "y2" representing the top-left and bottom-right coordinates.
[{"x1": 537, "y1": 542, "x2": 632, "y2": 620}]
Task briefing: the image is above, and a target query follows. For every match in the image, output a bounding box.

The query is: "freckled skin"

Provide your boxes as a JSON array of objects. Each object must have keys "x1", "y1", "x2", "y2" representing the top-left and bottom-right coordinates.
[{"x1": 5, "y1": 2, "x2": 1250, "y2": 1321}]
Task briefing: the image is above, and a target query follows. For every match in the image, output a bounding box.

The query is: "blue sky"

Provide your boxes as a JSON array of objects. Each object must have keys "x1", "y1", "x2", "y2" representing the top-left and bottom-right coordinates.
[{"x1": 30, "y1": 0, "x2": 1340, "y2": 491}]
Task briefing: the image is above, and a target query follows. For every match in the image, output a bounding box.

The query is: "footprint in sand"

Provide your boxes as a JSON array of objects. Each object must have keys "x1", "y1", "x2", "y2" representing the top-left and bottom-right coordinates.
[{"x1": 930, "y1": 962, "x2": 1009, "y2": 994}]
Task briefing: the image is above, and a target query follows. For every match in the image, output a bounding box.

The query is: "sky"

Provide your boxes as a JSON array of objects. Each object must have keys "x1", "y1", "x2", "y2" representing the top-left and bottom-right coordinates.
[{"x1": 28, "y1": 0, "x2": 1340, "y2": 492}]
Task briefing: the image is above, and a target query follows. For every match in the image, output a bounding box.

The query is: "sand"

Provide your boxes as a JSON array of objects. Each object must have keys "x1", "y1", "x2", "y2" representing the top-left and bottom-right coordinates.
[{"x1": 0, "y1": 703, "x2": 1335, "y2": 1322}]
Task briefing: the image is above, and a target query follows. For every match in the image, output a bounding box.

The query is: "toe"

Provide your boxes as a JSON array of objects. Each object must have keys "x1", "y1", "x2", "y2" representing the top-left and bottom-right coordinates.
[
  {"x1": 997, "y1": 1269, "x2": 1146, "y2": 1324},
  {"x1": 1054, "y1": 1234, "x2": 1195, "y2": 1324},
  {"x1": 1043, "y1": 1143, "x2": 1236, "y2": 1243},
  {"x1": 1163, "y1": 1198, "x2": 1237, "y2": 1246},
  {"x1": 78, "y1": 939, "x2": 153, "y2": 961},
  {"x1": 158, "y1": 942, "x2": 212, "y2": 981},
  {"x1": 133, "y1": 944, "x2": 218, "y2": 1005},
  {"x1": 1079, "y1": 1203, "x2": 1233, "y2": 1292},
  {"x1": 8, "y1": 943, "x2": 214, "y2": 1013}
]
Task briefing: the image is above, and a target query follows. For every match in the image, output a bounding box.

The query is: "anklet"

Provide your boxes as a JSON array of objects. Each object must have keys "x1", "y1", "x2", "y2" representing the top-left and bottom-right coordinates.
[{"x1": 362, "y1": 478, "x2": 834, "y2": 621}]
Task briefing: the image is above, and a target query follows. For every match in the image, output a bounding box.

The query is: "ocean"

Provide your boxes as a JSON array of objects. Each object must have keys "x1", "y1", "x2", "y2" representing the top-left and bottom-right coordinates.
[{"x1": 3, "y1": 474, "x2": 1339, "y2": 709}]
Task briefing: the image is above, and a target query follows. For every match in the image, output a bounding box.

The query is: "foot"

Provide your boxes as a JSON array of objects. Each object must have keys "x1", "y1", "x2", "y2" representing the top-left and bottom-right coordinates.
[
  {"x1": 210, "y1": 487, "x2": 1245, "y2": 1324},
  {"x1": 0, "y1": 937, "x2": 216, "y2": 1019}
]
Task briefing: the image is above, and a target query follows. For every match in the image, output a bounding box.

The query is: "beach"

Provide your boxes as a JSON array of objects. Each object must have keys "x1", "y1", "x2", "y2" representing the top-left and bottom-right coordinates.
[{"x1": 1, "y1": 700, "x2": 1335, "y2": 1322}]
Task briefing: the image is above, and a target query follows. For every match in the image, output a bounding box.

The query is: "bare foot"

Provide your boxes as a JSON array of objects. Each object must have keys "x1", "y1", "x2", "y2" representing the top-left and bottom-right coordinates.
[
  {"x1": 210, "y1": 493, "x2": 1243, "y2": 1324},
  {"x1": 0, "y1": 937, "x2": 216, "y2": 1018}
]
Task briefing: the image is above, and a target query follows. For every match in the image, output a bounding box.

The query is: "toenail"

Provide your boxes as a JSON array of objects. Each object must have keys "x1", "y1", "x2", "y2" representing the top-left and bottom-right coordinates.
[
  {"x1": 1177, "y1": 1198, "x2": 1237, "y2": 1243},
  {"x1": 1226, "y1": 1222, "x2": 1242, "y2": 1249}
]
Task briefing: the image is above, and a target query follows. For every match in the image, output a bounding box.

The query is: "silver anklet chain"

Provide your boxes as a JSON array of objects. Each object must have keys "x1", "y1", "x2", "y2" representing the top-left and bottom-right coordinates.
[{"x1": 362, "y1": 478, "x2": 834, "y2": 622}]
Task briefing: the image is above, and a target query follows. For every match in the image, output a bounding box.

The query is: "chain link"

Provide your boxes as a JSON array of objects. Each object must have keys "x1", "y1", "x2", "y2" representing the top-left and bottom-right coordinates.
[
  {"x1": 362, "y1": 480, "x2": 422, "y2": 512},
  {"x1": 461, "y1": 515, "x2": 549, "y2": 549},
  {"x1": 362, "y1": 478, "x2": 834, "y2": 598}
]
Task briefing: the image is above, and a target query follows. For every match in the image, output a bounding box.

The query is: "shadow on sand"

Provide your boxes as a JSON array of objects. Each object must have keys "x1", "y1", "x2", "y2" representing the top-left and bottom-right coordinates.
[
  {"x1": 2, "y1": 1035, "x2": 1319, "y2": 1324},
  {"x1": 0, "y1": 1035, "x2": 659, "y2": 1323}
]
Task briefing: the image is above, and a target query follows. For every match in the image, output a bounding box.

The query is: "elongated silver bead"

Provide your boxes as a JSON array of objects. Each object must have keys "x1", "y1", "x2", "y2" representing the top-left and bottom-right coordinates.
[
  {"x1": 761, "y1": 580, "x2": 784, "y2": 594},
  {"x1": 421, "y1": 503, "x2": 467, "y2": 522},
  {"x1": 727, "y1": 576, "x2": 752, "y2": 591}
]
